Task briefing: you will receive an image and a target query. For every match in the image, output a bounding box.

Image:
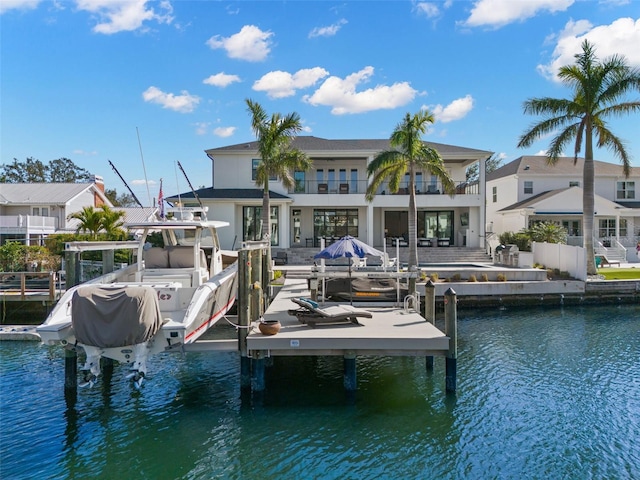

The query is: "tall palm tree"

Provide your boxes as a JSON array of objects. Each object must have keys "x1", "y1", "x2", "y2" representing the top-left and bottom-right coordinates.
[
  {"x1": 366, "y1": 110, "x2": 455, "y2": 290},
  {"x1": 518, "y1": 40, "x2": 640, "y2": 275},
  {"x1": 245, "y1": 99, "x2": 311, "y2": 273},
  {"x1": 68, "y1": 206, "x2": 103, "y2": 239}
]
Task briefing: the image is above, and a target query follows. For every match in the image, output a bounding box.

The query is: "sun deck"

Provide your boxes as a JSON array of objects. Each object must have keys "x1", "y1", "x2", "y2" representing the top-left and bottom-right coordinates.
[{"x1": 246, "y1": 277, "x2": 450, "y2": 357}]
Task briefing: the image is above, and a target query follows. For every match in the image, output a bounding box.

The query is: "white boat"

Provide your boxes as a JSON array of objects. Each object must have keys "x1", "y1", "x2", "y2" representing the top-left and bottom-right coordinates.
[{"x1": 37, "y1": 207, "x2": 238, "y2": 388}]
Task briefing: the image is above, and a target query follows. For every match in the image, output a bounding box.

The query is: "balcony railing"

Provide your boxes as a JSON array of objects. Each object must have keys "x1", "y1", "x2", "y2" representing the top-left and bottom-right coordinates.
[
  {"x1": 0, "y1": 215, "x2": 58, "y2": 232},
  {"x1": 288, "y1": 180, "x2": 477, "y2": 195}
]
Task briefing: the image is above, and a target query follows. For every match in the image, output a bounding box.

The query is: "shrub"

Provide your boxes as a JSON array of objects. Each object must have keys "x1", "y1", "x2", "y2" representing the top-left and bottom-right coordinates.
[
  {"x1": 468, "y1": 274, "x2": 477, "y2": 282},
  {"x1": 480, "y1": 273, "x2": 489, "y2": 282},
  {"x1": 497, "y1": 273, "x2": 507, "y2": 282},
  {"x1": 429, "y1": 272, "x2": 439, "y2": 282},
  {"x1": 451, "y1": 273, "x2": 462, "y2": 282}
]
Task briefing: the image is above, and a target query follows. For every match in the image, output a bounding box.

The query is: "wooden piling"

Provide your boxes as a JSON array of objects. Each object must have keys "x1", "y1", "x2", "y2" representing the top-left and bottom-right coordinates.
[
  {"x1": 238, "y1": 249, "x2": 251, "y2": 390},
  {"x1": 64, "y1": 346, "x2": 77, "y2": 391},
  {"x1": 343, "y1": 352, "x2": 357, "y2": 392},
  {"x1": 444, "y1": 287, "x2": 458, "y2": 392},
  {"x1": 250, "y1": 249, "x2": 261, "y2": 321},
  {"x1": 252, "y1": 350, "x2": 265, "y2": 392},
  {"x1": 424, "y1": 279, "x2": 435, "y2": 370}
]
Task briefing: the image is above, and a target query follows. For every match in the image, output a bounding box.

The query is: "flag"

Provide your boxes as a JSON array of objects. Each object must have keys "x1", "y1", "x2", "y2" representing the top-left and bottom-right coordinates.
[{"x1": 158, "y1": 179, "x2": 165, "y2": 219}]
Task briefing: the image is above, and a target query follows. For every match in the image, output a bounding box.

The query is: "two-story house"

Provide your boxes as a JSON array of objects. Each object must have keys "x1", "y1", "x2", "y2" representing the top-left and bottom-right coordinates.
[
  {"x1": 0, "y1": 176, "x2": 113, "y2": 245},
  {"x1": 168, "y1": 136, "x2": 492, "y2": 252},
  {"x1": 486, "y1": 156, "x2": 640, "y2": 254}
]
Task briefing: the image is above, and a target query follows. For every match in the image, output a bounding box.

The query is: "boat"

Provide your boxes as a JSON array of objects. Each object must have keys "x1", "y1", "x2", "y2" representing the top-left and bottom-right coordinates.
[
  {"x1": 322, "y1": 277, "x2": 408, "y2": 302},
  {"x1": 37, "y1": 207, "x2": 238, "y2": 388}
]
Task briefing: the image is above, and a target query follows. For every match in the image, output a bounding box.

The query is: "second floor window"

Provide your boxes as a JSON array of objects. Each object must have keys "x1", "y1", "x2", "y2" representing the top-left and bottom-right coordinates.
[
  {"x1": 569, "y1": 181, "x2": 580, "y2": 187},
  {"x1": 294, "y1": 171, "x2": 305, "y2": 193},
  {"x1": 251, "y1": 159, "x2": 276, "y2": 182},
  {"x1": 616, "y1": 181, "x2": 635, "y2": 200},
  {"x1": 492, "y1": 186, "x2": 497, "y2": 203},
  {"x1": 524, "y1": 181, "x2": 533, "y2": 194},
  {"x1": 32, "y1": 207, "x2": 49, "y2": 216}
]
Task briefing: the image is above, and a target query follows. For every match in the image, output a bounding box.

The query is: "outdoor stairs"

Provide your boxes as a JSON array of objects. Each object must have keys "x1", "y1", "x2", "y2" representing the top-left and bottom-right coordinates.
[{"x1": 273, "y1": 247, "x2": 492, "y2": 267}]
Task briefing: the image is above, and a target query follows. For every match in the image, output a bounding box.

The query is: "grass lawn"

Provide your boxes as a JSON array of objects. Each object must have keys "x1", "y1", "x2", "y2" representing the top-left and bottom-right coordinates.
[{"x1": 597, "y1": 267, "x2": 640, "y2": 280}]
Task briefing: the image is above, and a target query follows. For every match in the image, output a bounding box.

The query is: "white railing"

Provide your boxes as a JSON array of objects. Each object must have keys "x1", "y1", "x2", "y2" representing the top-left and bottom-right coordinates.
[{"x1": 0, "y1": 215, "x2": 57, "y2": 231}]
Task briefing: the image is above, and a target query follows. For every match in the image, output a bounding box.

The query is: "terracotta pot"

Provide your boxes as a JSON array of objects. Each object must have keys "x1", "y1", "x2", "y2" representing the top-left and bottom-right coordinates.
[{"x1": 258, "y1": 320, "x2": 281, "y2": 335}]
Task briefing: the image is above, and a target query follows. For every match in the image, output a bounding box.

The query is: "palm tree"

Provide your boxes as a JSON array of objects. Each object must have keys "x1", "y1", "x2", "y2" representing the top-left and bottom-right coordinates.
[
  {"x1": 246, "y1": 98, "x2": 311, "y2": 274},
  {"x1": 99, "y1": 205, "x2": 127, "y2": 239},
  {"x1": 68, "y1": 206, "x2": 103, "y2": 239},
  {"x1": 366, "y1": 110, "x2": 455, "y2": 291},
  {"x1": 518, "y1": 40, "x2": 640, "y2": 275}
]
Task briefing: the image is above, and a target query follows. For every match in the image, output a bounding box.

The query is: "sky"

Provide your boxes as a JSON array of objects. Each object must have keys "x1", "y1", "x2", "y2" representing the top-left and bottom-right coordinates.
[{"x1": 1, "y1": 0, "x2": 639, "y2": 206}]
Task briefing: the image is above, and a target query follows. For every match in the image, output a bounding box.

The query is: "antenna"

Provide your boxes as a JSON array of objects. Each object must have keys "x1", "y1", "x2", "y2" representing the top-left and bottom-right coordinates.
[
  {"x1": 108, "y1": 160, "x2": 144, "y2": 209},
  {"x1": 177, "y1": 161, "x2": 205, "y2": 210},
  {"x1": 136, "y1": 127, "x2": 153, "y2": 207}
]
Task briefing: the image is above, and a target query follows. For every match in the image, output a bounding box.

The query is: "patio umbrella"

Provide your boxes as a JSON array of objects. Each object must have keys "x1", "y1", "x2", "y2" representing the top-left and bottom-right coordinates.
[{"x1": 314, "y1": 235, "x2": 385, "y2": 304}]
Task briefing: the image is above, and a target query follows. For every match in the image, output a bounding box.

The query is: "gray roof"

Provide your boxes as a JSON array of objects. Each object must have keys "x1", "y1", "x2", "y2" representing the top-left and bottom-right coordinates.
[
  {"x1": 487, "y1": 156, "x2": 638, "y2": 181},
  {"x1": 0, "y1": 182, "x2": 100, "y2": 205},
  {"x1": 206, "y1": 135, "x2": 492, "y2": 159},
  {"x1": 166, "y1": 188, "x2": 290, "y2": 201}
]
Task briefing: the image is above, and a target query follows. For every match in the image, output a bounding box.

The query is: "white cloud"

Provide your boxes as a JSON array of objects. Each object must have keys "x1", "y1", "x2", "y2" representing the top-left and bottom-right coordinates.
[
  {"x1": 142, "y1": 86, "x2": 200, "y2": 113},
  {"x1": 309, "y1": 19, "x2": 347, "y2": 38},
  {"x1": 72, "y1": 149, "x2": 98, "y2": 156},
  {"x1": 0, "y1": 0, "x2": 40, "y2": 14},
  {"x1": 303, "y1": 66, "x2": 417, "y2": 115},
  {"x1": 132, "y1": 179, "x2": 156, "y2": 185},
  {"x1": 253, "y1": 67, "x2": 329, "y2": 99},
  {"x1": 430, "y1": 95, "x2": 475, "y2": 123},
  {"x1": 194, "y1": 122, "x2": 209, "y2": 135},
  {"x1": 213, "y1": 126, "x2": 236, "y2": 138},
  {"x1": 538, "y1": 17, "x2": 640, "y2": 81},
  {"x1": 414, "y1": 2, "x2": 440, "y2": 18},
  {"x1": 203, "y1": 72, "x2": 241, "y2": 87},
  {"x1": 75, "y1": 0, "x2": 173, "y2": 34},
  {"x1": 462, "y1": 0, "x2": 574, "y2": 29},
  {"x1": 206, "y1": 25, "x2": 273, "y2": 62}
]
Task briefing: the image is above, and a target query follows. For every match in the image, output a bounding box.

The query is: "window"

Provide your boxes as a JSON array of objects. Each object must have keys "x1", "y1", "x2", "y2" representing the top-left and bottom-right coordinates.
[
  {"x1": 313, "y1": 209, "x2": 358, "y2": 239},
  {"x1": 294, "y1": 171, "x2": 305, "y2": 193},
  {"x1": 616, "y1": 181, "x2": 635, "y2": 200},
  {"x1": 32, "y1": 207, "x2": 49, "y2": 216},
  {"x1": 562, "y1": 220, "x2": 580, "y2": 236},
  {"x1": 243, "y1": 205, "x2": 279, "y2": 246},
  {"x1": 524, "y1": 181, "x2": 533, "y2": 194},
  {"x1": 598, "y1": 218, "x2": 625, "y2": 238},
  {"x1": 328, "y1": 169, "x2": 335, "y2": 192},
  {"x1": 569, "y1": 181, "x2": 580, "y2": 187},
  {"x1": 492, "y1": 186, "x2": 497, "y2": 203},
  {"x1": 350, "y1": 169, "x2": 358, "y2": 193},
  {"x1": 251, "y1": 159, "x2": 276, "y2": 181}
]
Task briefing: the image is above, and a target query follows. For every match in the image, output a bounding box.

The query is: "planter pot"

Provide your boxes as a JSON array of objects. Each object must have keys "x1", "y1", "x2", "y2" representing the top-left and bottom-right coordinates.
[{"x1": 258, "y1": 320, "x2": 281, "y2": 335}]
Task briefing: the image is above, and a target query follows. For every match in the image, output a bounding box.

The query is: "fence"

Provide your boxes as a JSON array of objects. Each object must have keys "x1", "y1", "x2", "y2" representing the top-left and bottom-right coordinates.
[{"x1": 531, "y1": 242, "x2": 587, "y2": 281}]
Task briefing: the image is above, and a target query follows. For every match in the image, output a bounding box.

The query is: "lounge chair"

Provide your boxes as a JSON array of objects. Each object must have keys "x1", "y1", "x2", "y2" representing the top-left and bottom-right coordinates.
[
  {"x1": 595, "y1": 254, "x2": 621, "y2": 267},
  {"x1": 288, "y1": 297, "x2": 372, "y2": 327}
]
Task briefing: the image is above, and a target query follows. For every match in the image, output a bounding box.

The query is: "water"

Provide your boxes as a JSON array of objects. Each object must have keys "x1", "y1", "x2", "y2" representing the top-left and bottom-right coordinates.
[{"x1": 2, "y1": 304, "x2": 639, "y2": 479}]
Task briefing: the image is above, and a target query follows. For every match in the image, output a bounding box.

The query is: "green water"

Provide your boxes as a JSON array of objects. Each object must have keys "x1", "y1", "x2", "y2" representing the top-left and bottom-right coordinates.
[{"x1": 1, "y1": 304, "x2": 639, "y2": 479}]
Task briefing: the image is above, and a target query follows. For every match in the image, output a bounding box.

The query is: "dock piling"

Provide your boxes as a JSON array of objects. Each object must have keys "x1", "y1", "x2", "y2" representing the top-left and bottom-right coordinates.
[
  {"x1": 444, "y1": 288, "x2": 458, "y2": 392},
  {"x1": 343, "y1": 353, "x2": 357, "y2": 392},
  {"x1": 424, "y1": 279, "x2": 435, "y2": 371},
  {"x1": 238, "y1": 249, "x2": 251, "y2": 390},
  {"x1": 64, "y1": 346, "x2": 78, "y2": 392}
]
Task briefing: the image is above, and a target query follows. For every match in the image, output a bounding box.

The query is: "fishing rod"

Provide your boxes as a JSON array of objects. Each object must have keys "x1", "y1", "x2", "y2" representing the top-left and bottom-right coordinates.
[
  {"x1": 108, "y1": 159, "x2": 144, "y2": 209},
  {"x1": 176, "y1": 161, "x2": 205, "y2": 210}
]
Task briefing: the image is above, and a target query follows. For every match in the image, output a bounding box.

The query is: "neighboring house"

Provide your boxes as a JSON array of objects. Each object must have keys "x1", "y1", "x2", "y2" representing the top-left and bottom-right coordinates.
[
  {"x1": 168, "y1": 136, "x2": 492, "y2": 251},
  {"x1": 0, "y1": 176, "x2": 157, "y2": 245},
  {"x1": 486, "y1": 156, "x2": 640, "y2": 255}
]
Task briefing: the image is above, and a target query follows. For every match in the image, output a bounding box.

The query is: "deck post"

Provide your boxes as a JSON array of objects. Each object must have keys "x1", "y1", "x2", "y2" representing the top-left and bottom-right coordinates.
[
  {"x1": 444, "y1": 287, "x2": 458, "y2": 392},
  {"x1": 64, "y1": 346, "x2": 77, "y2": 391},
  {"x1": 102, "y1": 249, "x2": 115, "y2": 275},
  {"x1": 252, "y1": 350, "x2": 265, "y2": 392},
  {"x1": 238, "y1": 249, "x2": 252, "y2": 390},
  {"x1": 65, "y1": 251, "x2": 82, "y2": 287},
  {"x1": 424, "y1": 279, "x2": 436, "y2": 370},
  {"x1": 261, "y1": 246, "x2": 271, "y2": 306},
  {"x1": 250, "y1": 249, "x2": 261, "y2": 321},
  {"x1": 343, "y1": 352, "x2": 357, "y2": 392}
]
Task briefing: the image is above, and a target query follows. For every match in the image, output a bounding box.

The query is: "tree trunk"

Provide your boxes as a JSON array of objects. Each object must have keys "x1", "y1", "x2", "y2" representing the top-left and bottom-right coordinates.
[
  {"x1": 584, "y1": 127, "x2": 596, "y2": 275},
  {"x1": 262, "y1": 183, "x2": 272, "y2": 281}
]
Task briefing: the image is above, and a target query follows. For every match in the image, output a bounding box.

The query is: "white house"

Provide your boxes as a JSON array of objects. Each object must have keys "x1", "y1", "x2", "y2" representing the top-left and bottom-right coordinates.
[
  {"x1": 486, "y1": 156, "x2": 640, "y2": 260},
  {"x1": 0, "y1": 176, "x2": 156, "y2": 245},
  {"x1": 168, "y1": 136, "x2": 492, "y2": 251}
]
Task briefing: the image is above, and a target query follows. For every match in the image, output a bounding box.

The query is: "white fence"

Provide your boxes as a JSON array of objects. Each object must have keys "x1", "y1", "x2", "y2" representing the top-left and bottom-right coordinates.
[{"x1": 531, "y1": 242, "x2": 587, "y2": 281}]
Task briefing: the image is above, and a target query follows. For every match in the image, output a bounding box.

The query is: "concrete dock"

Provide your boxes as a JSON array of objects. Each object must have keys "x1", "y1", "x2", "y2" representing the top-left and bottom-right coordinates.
[{"x1": 247, "y1": 277, "x2": 449, "y2": 357}]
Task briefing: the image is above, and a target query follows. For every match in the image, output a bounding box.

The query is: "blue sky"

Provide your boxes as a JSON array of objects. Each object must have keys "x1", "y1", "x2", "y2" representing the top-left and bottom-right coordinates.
[{"x1": 2, "y1": 0, "x2": 639, "y2": 205}]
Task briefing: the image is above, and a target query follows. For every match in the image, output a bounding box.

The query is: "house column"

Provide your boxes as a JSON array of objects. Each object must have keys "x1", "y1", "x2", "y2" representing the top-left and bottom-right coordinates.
[
  {"x1": 479, "y1": 156, "x2": 487, "y2": 249},
  {"x1": 279, "y1": 202, "x2": 290, "y2": 248},
  {"x1": 366, "y1": 204, "x2": 374, "y2": 247}
]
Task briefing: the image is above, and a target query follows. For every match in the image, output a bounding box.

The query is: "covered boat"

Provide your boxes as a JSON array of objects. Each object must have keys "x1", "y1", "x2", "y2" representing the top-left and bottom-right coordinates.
[{"x1": 37, "y1": 207, "x2": 238, "y2": 388}]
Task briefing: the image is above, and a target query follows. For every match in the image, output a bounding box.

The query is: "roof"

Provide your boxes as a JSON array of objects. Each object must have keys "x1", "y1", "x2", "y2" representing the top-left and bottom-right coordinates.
[
  {"x1": 497, "y1": 188, "x2": 571, "y2": 212},
  {"x1": 166, "y1": 188, "x2": 290, "y2": 201},
  {"x1": 487, "y1": 156, "x2": 639, "y2": 181},
  {"x1": 206, "y1": 135, "x2": 493, "y2": 159},
  {"x1": 0, "y1": 182, "x2": 108, "y2": 205}
]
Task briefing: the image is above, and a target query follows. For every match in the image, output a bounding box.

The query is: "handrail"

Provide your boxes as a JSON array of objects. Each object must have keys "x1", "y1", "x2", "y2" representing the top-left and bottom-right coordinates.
[{"x1": 0, "y1": 271, "x2": 59, "y2": 301}]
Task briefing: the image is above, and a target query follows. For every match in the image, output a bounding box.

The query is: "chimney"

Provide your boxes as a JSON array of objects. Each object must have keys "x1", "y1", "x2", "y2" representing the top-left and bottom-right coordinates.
[{"x1": 94, "y1": 175, "x2": 105, "y2": 207}]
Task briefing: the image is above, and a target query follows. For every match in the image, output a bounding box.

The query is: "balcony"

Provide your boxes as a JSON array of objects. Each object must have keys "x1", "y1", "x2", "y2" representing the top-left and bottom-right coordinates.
[
  {"x1": 0, "y1": 215, "x2": 58, "y2": 234},
  {"x1": 289, "y1": 180, "x2": 477, "y2": 195}
]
